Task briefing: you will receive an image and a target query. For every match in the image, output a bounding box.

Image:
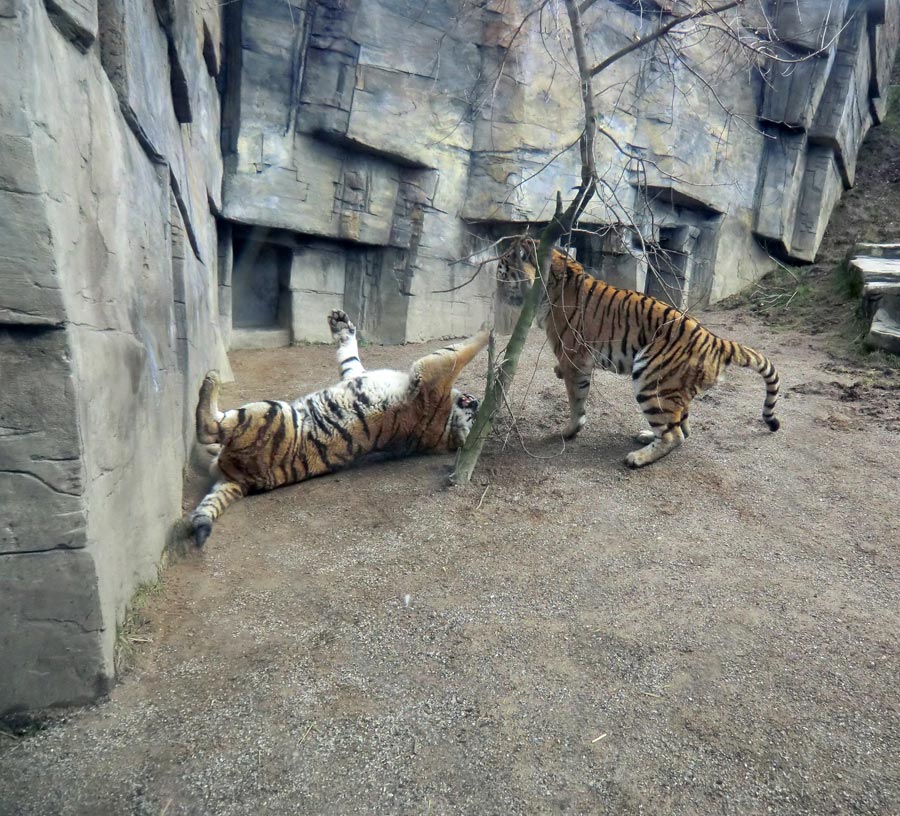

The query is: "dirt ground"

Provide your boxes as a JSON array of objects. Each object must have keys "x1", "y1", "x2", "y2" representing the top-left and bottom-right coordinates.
[{"x1": 1, "y1": 305, "x2": 899, "y2": 814}]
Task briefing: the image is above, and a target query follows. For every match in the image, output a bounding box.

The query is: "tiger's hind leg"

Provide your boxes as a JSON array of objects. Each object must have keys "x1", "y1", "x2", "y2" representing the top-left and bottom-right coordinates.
[
  {"x1": 196, "y1": 371, "x2": 224, "y2": 444},
  {"x1": 634, "y1": 411, "x2": 689, "y2": 444},
  {"x1": 328, "y1": 309, "x2": 365, "y2": 380},
  {"x1": 626, "y1": 373, "x2": 690, "y2": 467},
  {"x1": 190, "y1": 480, "x2": 247, "y2": 547},
  {"x1": 626, "y1": 414, "x2": 685, "y2": 468}
]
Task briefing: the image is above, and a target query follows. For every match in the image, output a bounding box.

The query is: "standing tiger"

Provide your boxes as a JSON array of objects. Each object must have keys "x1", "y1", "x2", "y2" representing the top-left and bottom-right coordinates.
[
  {"x1": 496, "y1": 238, "x2": 780, "y2": 468},
  {"x1": 189, "y1": 310, "x2": 488, "y2": 546}
]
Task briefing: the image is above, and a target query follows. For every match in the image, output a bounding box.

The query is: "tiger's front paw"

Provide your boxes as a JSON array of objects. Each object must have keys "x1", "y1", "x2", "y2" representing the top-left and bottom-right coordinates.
[
  {"x1": 328, "y1": 309, "x2": 356, "y2": 342},
  {"x1": 562, "y1": 415, "x2": 585, "y2": 440}
]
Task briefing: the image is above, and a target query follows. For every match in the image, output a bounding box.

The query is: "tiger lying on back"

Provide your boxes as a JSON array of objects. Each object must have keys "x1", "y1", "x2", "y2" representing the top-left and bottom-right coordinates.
[
  {"x1": 496, "y1": 238, "x2": 780, "y2": 468},
  {"x1": 190, "y1": 310, "x2": 488, "y2": 546}
]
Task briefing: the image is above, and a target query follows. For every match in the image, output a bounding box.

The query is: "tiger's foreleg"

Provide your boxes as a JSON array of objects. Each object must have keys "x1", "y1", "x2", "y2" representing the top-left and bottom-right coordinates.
[
  {"x1": 559, "y1": 360, "x2": 593, "y2": 440},
  {"x1": 190, "y1": 480, "x2": 247, "y2": 547},
  {"x1": 328, "y1": 309, "x2": 365, "y2": 380}
]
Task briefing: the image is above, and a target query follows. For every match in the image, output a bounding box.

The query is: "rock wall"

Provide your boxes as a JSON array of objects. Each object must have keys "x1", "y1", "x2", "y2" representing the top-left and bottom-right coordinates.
[
  {"x1": 219, "y1": 0, "x2": 899, "y2": 346},
  {"x1": 1, "y1": 0, "x2": 897, "y2": 713},
  {"x1": 0, "y1": 0, "x2": 226, "y2": 711}
]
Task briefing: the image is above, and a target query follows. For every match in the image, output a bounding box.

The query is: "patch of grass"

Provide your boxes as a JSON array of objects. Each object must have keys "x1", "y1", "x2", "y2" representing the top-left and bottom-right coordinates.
[
  {"x1": 831, "y1": 247, "x2": 863, "y2": 301},
  {"x1": 742, "y1": 261, "x2": 817, "y2": 315},
  {"x1": 114, "y1": 574, "x2": 165, "y2": 675}
]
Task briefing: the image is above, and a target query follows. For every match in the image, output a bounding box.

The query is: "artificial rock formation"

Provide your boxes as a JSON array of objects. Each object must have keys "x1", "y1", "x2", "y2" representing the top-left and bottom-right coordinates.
[
  {"x1": 1, "y1": 0, "x2": 898, "y2": 712},
  {"x1": 851, "y1": 243, "x2": 900, "y2": 353}
]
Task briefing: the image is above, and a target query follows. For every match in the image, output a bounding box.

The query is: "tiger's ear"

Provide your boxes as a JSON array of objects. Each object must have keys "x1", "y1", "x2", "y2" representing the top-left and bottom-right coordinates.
[{"x1": 411, "y1": 328, "x2": 490, "y2": 389}]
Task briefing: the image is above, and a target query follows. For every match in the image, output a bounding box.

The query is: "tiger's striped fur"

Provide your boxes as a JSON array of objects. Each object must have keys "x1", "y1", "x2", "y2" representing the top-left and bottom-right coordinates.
[
  {"x1": 190, "y1": 310, "x2": 488, "y2": 546},
  {"x1": 496, "y1": 239, "x2": 780, "y2": 468}
]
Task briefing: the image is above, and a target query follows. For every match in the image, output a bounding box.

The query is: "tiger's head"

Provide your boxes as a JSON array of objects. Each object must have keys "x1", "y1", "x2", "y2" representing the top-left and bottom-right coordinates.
[
  {"x1": 496, "y1": 237, "x2": 539, "y2": 307},
  {"x1": 446, "y1": 390, "x2": 480, "y2": 448}
]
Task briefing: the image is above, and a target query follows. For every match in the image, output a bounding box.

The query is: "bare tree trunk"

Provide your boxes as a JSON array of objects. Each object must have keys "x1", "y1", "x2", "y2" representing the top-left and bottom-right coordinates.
[
  {"x1": 451, "y1": 0, "x2": 756, "y2": 485},
  {"x1": 451, "y1": 0, "x2": 596, "y2": 486}
]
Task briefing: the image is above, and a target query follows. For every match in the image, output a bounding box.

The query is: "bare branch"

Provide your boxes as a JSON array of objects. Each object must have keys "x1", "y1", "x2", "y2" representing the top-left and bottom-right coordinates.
[{"x1": 589, "y1": 0, "x2": 744, "y2": 78}]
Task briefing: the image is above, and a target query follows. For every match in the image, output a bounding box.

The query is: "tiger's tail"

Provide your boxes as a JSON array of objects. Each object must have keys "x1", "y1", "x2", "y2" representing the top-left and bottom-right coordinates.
[{"x1": 728, "y1": 343, "x2": 781, "y2": 431}]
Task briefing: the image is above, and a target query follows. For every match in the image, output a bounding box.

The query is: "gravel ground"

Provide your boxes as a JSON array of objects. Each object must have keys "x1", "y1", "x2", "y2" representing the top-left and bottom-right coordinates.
[{"x1": 1, "y1": 309, "x2": 899, "y2": 816}]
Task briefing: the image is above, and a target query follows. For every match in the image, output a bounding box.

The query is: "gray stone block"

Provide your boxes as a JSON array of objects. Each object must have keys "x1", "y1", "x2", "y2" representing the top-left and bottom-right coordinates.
[
  {"x1": 870, "y1": 0, "x2": 900, "y2": 121},
  {"x1": 760, "y1": 48, "x2": 835, "y2": 130},
  {"x1": 96, "y1": 0, "x2": 205, "y2": 260},
  {"x1": 850, "y1": 256, "x2": 900, "y2": 317},
  {"x1": 852, "y1": 242, "x2": 900, "y2": 259},
  {"x1": 0, "y1": 189, "x2": 65, "y2": 326},
  {"x1": 790, "y1": 146, "x2": 843, "y2": 262},
  {"x1": 809, "y1": 11, "x2": 872, "y2": 187},
  {"x1": 0, "y1": 327, "x2": 87, "y2": 555},
  {"x1": 866, "y1": 299, "x2": 900, "y2": 354},
  {"x1": 773, "y1": 0, "x2": 849, "y2": 52},
  {"x1": 0, "y1": 549, "x2": 108, "y2": 714},
  {"x1": 753, "y1": 130, "x2": 809, "y2": 252}
]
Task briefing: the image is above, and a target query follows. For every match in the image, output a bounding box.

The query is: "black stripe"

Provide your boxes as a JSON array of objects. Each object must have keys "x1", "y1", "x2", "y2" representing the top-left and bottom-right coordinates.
[
  {"x1": 352, "y1": 402, "x2": 371, "y2": 438},
  {"x1": 322, "y1": 411, "x2": 356, "y2": 451},
  {"x1": 309, "y1": 435, "x2": 332, "y2": 470},
  {"x1": 307, "y1": 401, "x2": 331, "y2": 436},
  {"x1": 324, "y1": 394, "x2": 345, "y2": 419},
  {"x1": 592, "y1": 287, "x2": 607, "y2": 318}
]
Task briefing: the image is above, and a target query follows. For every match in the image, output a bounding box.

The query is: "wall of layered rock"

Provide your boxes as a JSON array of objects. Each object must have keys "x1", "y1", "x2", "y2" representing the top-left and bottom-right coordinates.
[
  {"x1": 1, "y1": 0, "x2": 897, "y2": 713},
  {"x1": 0, "y1": 0, "x2": 227, "y2": 711},
  {"x1": 220, "y1": 0, "x2": 898, "y2": 347}
]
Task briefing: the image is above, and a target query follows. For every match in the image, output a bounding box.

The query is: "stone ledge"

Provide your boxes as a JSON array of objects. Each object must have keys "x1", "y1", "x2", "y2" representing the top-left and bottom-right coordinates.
[
  {"x1": 229, "y1": 327, "x2": 292, "y2": 350},
  {"x1": 866, "y1": 300, "x2": 900, "y2": 354}
]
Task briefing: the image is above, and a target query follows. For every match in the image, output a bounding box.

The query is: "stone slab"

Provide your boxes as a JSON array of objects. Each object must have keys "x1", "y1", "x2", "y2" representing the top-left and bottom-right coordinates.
[
  {"x1": 851, "y1": 256, "x2": 900, "y2": 317},
  {"x1": 0, "y1": 327, "x2": 87, "y2": 555},
  {"x1": 760, "y1": 48, "x2": 835, "y2": 130},
  {"x1": 230, "y1": 327, "x2": 292, "y2": 349},
  {"x1": 809, "y1": 12, "x2": 871, "y2": 187},
  {"x1": 866, "y1": 300, "x2": 900, "y2": 354},
  {"x1": 0, "y1": 549, "x2": 108, "y2": 714},
  {"x1": 852, "y1": 242, "x2": 900, "y2": 259},
  {"x1": 0, "y1": 130, "x2": 65, "y2": 324},
  {"x1": 790, "y1": 146, "x2": 843, "y2": 262},
  {"x1": 97, "y1": 0, "x2": 206, "y2": 262},
  {"x1": 871, "y1": 0, "x2": 900, "y2": 108},
  {"x1": 753, "y1": 130, "x2": 808, "y2": 251},
  {"x1": 773, "y1": 0, "x2": 848, "y2": 52}
]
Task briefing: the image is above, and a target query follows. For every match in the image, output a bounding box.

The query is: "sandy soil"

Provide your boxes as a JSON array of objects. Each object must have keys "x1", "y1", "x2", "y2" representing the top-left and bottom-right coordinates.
[{"x1": 1, "y1": 307, "x2": 899, "y2": 815}]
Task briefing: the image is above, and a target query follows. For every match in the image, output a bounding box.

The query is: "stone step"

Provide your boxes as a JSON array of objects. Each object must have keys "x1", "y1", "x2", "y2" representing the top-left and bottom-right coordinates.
[
  {"x1": 849, "y1": 256, "x2": 900, "y2": 318},
  {"x1": 866, "y1": 301, "x2": 900, "y2": 355},
  {"x1": 852, "y1": 242, "x2": 900, "y2": 260}
]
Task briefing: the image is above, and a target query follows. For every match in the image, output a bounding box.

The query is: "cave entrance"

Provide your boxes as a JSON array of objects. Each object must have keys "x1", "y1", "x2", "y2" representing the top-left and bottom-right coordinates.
[
  {"x1": 644, "y1": 225, "x2": 702, "y2": 310},
  {"x1": 230, "y1": 227, "x2": 292, "y2": 347}
]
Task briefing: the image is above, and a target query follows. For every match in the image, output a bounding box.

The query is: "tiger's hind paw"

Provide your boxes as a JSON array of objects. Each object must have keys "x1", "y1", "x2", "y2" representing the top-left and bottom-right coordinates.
[
  {"x1": 328, "y1": 309, "x2": 356, "y2": 342},
  {"x1": 633, "y1": 429, "x2": 655, "y2": 444}
]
